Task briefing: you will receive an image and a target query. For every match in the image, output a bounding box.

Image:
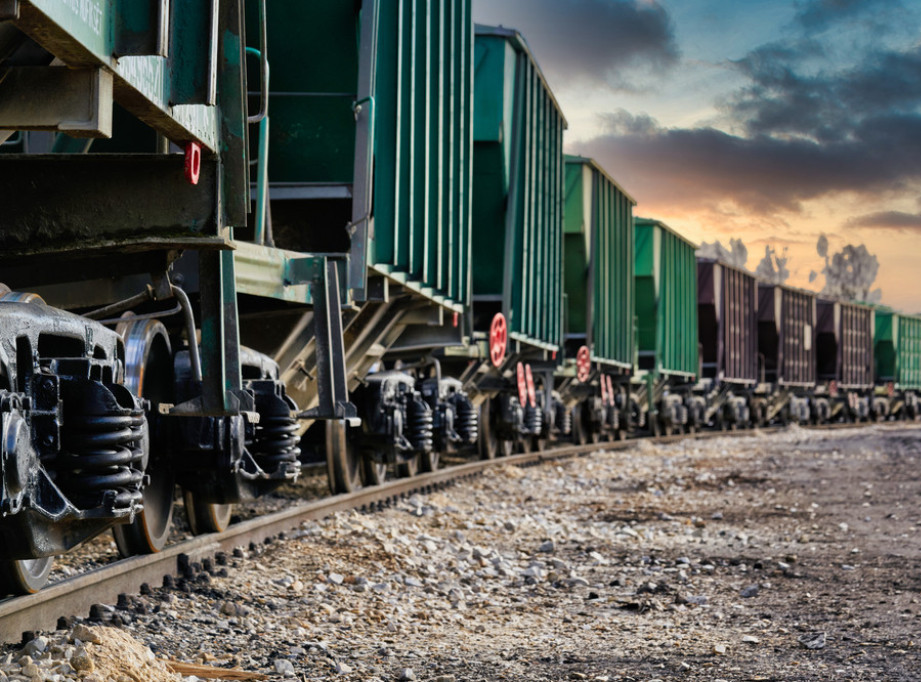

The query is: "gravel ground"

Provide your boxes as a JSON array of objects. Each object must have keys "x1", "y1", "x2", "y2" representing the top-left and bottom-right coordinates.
[{"x1": 4, "y1": 424, "x2": 921, "y2": 681}]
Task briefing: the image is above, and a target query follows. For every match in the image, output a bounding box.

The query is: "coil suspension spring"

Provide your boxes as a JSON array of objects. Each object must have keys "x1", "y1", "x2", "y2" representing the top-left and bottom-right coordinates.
[
  {"x1": 407, "y1": 397, "x2": 434, "y2": 452},
  {"x1": 556, "y1": 402, "x2": 572, "y2": 435},
  {"x1": 525, "y1": 404, "x2": 542, "y2": 435},
  {"x1": 252, "y1": 413, "x2": 301, "y2": 470},
  {"x1": 58, "y1": 386, "x2": 145, "y2": 510},
  {"x1": 607, "y1": 404, "x2": 620, "y2": 431},
  {"x1": 454, "y1": 395, "x2": 478, "y2": 444}
]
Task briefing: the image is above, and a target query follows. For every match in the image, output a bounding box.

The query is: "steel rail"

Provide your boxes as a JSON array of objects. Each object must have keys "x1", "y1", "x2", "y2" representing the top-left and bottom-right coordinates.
[{"x1": 0, "y1": 420, "x2": 908, "y2": 643}]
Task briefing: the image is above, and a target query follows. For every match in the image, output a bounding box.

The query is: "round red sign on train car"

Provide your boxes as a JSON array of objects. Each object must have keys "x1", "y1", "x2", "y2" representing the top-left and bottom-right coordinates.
[{"x1": 489, "y1": 313, "x2": 507, "y2": 367}]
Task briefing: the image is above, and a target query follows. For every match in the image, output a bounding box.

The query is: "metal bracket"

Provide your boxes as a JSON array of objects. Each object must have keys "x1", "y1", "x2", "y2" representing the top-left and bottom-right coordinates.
[
  {"x1": 0, "y1": 0, "x2": 19, "y2": 20},
  {"x1": 0, "y1": 67, "x2": 113, "y2": 137},
  {"x1": 285, "y1": 256, "x2": 323, "y2": 286},
  {"x1": 298, "y1": 257, "x2": 357, "y2": 421},
  {"x1": 114, "y1": 0, "x2": 170, "y2": 57}
]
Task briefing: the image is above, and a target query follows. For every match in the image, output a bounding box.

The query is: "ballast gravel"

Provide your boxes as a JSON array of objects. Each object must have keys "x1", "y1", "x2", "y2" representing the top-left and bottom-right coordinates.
[{"x1": 4, "y1": 424, "x2": 921, "y2": 681}]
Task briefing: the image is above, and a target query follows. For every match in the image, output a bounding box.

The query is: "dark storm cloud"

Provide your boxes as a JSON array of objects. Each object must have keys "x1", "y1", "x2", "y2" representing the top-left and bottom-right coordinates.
[
  {"x1": 730, "y1": 45, "x2": 921, "y2": 143},
  {"x1": 793, "y1": 0, "x2": 905, "y2": 31},
  {"x1": 576, "y1": 28, "x2": 921, "y2": 215},
  {"x1": 846, "y1": 211, "x2": 921, "y2": 230},
  {"x1": 575, "y1": 110, "x2": 921, "y2": 214},
  {"x1": 473, "y1": 0, "x2": 679, "y2": 89}
]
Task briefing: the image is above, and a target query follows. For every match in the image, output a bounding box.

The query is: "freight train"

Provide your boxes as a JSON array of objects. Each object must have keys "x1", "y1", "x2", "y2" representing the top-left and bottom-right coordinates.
[{"x1": 1, "y1": 1, "x2": 918, "y2": 595}]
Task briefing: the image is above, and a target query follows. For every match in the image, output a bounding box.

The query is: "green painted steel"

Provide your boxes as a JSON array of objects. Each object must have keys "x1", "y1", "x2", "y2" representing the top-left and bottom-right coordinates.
[
  {"x1": 874, "y1": 308, "x2": 921, "y2": 389},
  {"x1": 634, "y1": 218, "x2": 698, "y2": 378},
  {"x1": 563, "y1": 156, "x2": 635, "y2": 370},
  {"x1": 472, "y1": 26, "x2": 566, "y2": 351},
  {"x1": 7, "y1": 0, "x2": 219, "y2": 149},
  {"x1": 260, "y1": 0, "x2": 473, "y2": 310}
]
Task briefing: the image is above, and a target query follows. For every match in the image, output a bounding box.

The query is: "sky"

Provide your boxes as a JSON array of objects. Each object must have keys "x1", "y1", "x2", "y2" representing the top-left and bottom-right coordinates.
[{"x1": 472, "y1": 0, "x2": 921, "y2": 313}]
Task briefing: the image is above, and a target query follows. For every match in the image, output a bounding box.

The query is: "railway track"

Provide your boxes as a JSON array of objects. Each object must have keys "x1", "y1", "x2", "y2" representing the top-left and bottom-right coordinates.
[{"x1": 0, "y1": 421, "x2": 892, "y2": 643}]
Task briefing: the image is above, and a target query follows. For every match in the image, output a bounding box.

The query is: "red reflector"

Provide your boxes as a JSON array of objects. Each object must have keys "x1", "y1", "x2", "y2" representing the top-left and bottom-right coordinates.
[{"x1": 185, "y1": 142, "x2": 201, "y2": 185}]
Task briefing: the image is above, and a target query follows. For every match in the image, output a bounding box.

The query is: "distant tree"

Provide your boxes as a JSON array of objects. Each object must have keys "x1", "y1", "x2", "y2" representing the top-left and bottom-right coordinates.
[
  {"x1": 754, "y1": 245, "x2": 790, "y2": 284},
  {"x1": 696, "y1": 238, "x2": 748, "y2": 268},
  {"x1": 809, "y1": 235, "x2": 882, "y2": 302}
]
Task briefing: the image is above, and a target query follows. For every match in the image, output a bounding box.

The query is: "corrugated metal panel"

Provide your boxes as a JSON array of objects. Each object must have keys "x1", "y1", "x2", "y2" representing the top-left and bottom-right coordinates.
[
  {"x1": 816, "y1": 299, "x2": 874, "y2": 388},
  {"x1": 262, "y1": 0, "x2": 473, "y2": 309},
  {"x1": 563, "y1": 156, "x2": 635, "y2": 370},
  {"x1": 634, "y1": 218, "x2": 698, "y2": 378},
  {"x1": 876, "y1": 309, "x2": 921, "y2": 389},
  {"x1": 874, "y1": 309, "x2": 898, "y2": 382},
  {"x1": 899, "y1": 314, "x2": 921, "y2": 389},
  {"x1": 471, "y1": 26, "x2": 566, "y2": 350},
  {"x1": 758, "y1": 285, "x2": 816, "y2": 386},
  {"x1": 697, "y1": 259, "x2": 758, "y2": 384}
]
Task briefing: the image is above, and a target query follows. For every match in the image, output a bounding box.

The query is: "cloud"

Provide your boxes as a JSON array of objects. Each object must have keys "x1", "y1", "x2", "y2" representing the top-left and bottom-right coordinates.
[
  {"x1": 846, "y1": 211, "x2": 921, "y2": 230},
  {"x1": 473, "y1": 0, "x2": 679, "y2": 90},
  {"x1": 574, "y1": 29, "x2": 921, "y2": 216},
  {"x1": 574, "y1": 110, "x2": 921, "y2": 214},
  {"x1": 728, "y1": 45, "x2": 921, "y2": 144},
  {"x1": 793, "y1": 0, "x2": 905, "y2": 31}
]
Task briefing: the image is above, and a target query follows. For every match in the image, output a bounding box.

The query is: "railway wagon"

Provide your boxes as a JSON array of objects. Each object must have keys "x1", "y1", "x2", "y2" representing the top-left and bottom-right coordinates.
[
  {"x1": 243, "y1": 0, "x2": 479, "y2": 493},
  {"x1": 696, "y1": 259, "x2": 758, "y2": 428},
  {"x1": 814, "y1": 298, "x2": 875, "y2": 421},
  {"x1": 559, "y1": 156, "x2": 636, "y2": 443},
  {"x1": 633, "y1": 218, "x2": 698, "y2": 435},
  {"x1": 0, "y1": 0, "x2": 319, "y2": 592},
  {"x1": 756, "y1": 284, "x2": 816, "y2": 423},
  {"x1": 873, "y1": 307, "x2": 921, "y2": 419},
  {"x1": 442, "y1": 25, "x2": 566, "y2": 457}
]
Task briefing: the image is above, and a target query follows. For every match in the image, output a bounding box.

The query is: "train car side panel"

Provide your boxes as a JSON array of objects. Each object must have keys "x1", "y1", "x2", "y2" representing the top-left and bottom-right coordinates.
[
  {"x1": 758, "y1": 285, "x2": 816, "y2": 387},
  {"x1": 563, "y1": 156, "x2": 635, "y2": 370},
  {"x1": 816, "y1": 299, "x2": 874, "y2": 389},
  {"x1": 634, "y1": 218, "x2": 698, "y2": 378},
  {"x1": 472, "y1": 26, "x2": 565, "y2": 351},
  {"x1": 697, "y1": 260, "x2": 758, "y2": 385}
]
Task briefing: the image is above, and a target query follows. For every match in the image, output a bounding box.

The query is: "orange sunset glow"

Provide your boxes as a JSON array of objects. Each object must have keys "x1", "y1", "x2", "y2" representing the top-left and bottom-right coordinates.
[{"x1": 474, "y1": 0, "x2": 921, "y2": 313}]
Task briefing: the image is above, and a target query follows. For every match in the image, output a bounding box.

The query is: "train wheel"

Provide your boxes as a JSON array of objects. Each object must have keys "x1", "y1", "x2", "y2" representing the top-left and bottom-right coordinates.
[
  {"x1": 113, "y1": 456, "x2": 174, "y2": 555},
  {"x1": 397, "y1": 454, "x2": 419, "y2": 478},
  {"x1": 0, "y1": 558, "x2": 53, "y2": 595},
  {"x1": 571, "y1": 407, "x2": 588, "y2": 445},
  {"x1": 478, "y1": 399, "x2": 498, "y2": 460},
  {"x1": 498, "y1": 439, "x2": 514, "y2": 457},
  {"x1": 326, "y1": 419, "x2": 362, "y2": 494},
  {"x1": 113, "y1": 320, "x2": 175, "y2": 555},
  {"x1": 518, "y1": 437, "x2": 532, "y2": 453},
  {"x1": 419, "y1": 449, "x2": 440, "y2": 473},
  {"x1": 534, "y1": 437, "x2": 548, "y2": 451},
  {"x1": 362, "y1": 452, "x2": 388, "y2": 486},
  {"x1": 183, "y1": 492, "x2": 233, "y2": 535}
]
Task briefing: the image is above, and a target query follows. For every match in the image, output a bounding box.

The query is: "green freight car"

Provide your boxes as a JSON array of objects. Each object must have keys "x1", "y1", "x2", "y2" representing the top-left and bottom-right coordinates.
[
  {"x1": 563, "y1": 156, "x2": 636, "y2": 371},
  {"x1": 874, "y1": 307, "x2": 921, "y2": 418},
  {"x1": 633, "y1": 217, "x2": 698, "y2": 434},
  {"x1": 251, "y1": 0, "x2": 472, "y2": 312},
  {"x1": 634, "y1": 218, "x2": 698, "y2": 378},
  {"x1": 239, "y1": 0, "x2": 478, "y2": 493},
  {"x1": 449, "y1": 24, "x2": 565, "y2": 456},
  {"x1": 559, "y1": 156, "x2": 635, "y2": 442},
  {"x1": 471, "y1": 25, "x2": 565, "y2": 354}
]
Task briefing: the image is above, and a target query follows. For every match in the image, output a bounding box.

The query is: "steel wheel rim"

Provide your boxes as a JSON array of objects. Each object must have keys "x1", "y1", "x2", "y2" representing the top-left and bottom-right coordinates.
[
  {"x1": 0, "y1": 557, "x2": 53, "y2": 595},
  {"x1": 326, "y1": 420, "x2": 361, "y2": 493}
]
